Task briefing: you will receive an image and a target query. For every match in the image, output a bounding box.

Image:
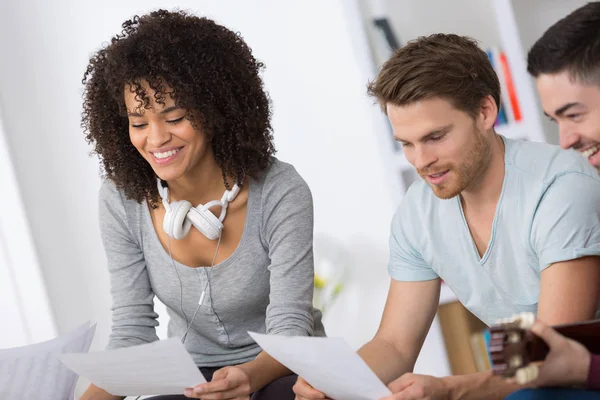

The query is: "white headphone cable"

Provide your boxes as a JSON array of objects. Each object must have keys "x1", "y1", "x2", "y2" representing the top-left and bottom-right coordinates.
[
  {"x1": 168, "y1": 234, "x2": 189, "y2": 327},
  {"x1": 181, "y1": 234, "x2": 222, "y2": 344}
]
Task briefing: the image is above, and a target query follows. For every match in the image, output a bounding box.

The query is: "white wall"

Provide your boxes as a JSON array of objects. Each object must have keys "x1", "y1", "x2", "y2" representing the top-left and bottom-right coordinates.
[
  {"x1": 0, "y1": 0, "x2": 398, "y2": 362},
  {"x1": 382, "y1": 0, "x2": 503, "y2": 50},
  {"x1": 0, "y1": 231, "x2": 29, "y2": 348},
  {"x1": 0, "y1": 111, "x2": 57, "y2": 348},
  {"x1": 512, "y1": 0, "x2": 589, "y2": 50}
]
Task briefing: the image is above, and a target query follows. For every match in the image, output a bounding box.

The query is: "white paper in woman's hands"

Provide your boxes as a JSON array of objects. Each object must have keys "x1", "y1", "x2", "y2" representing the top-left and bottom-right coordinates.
[{"x1": 60, "y1": 337, "x2": 206, "y2": 396}]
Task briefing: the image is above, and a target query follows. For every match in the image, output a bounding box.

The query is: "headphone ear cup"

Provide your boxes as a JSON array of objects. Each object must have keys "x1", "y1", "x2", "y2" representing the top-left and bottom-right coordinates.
[
  {"x1": 186, "y1": 207, "x2": 224, "y2": 240},
  {"x1": 163, "y1": 200, "x2": 193, "y2": 240}
]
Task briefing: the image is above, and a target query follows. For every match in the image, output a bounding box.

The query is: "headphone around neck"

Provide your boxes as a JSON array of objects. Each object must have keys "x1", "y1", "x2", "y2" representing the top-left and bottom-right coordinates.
[{"x1": 156, "y1": 178, "x2": 241, "y2": 240}]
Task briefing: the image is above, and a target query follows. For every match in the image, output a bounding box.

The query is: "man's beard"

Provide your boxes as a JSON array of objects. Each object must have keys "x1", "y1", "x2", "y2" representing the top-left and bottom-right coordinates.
[{"x1": 419, "y1": 128, "x2": 491, "y2": 199}]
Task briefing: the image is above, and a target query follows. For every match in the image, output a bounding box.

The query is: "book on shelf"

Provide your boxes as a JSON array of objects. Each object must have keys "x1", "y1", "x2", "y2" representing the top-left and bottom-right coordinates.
[
  {"x1": 470, "y1": 329, "x2": 492, "y2": 372},
  {"x1": 486, "y1": 47, "x2": 522, "y2": 128}
]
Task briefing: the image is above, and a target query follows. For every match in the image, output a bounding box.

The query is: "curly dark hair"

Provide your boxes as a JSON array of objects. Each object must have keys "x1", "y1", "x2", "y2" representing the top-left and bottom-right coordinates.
[{"x1": 82, "y1": 9, "x2": 275, "y2": 205}]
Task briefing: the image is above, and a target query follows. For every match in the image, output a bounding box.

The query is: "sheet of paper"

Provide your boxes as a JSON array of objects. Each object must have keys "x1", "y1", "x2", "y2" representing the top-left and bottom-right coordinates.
[
  {"x1": 0, "y1": 321, "x2": 96, "y2": 400},
  {"x1": 60, "y1": 337, "x2": 206, "y2": 396},
  {"x1": 249, "y1": 332, "x2": 392, "y2": 400}
]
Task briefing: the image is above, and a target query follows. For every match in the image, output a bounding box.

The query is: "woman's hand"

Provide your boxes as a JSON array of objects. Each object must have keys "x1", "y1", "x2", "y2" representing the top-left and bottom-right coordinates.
[{"x1": 185, "y1": 366, "x2": 252, "y2": 399}]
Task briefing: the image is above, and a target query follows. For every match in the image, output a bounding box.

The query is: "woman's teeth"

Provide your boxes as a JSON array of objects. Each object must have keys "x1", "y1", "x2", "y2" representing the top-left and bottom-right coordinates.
[
  {"x1": 153, "y1": 149, "x2": 179, "y2": 159},
  {"x1": 582, "y1": 144, "x2": 600, "y2": 158}
]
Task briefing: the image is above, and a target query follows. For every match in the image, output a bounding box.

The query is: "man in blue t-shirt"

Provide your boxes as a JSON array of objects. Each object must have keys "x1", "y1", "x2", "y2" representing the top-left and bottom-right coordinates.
[{"x1": 294, "y1": 33, "x2": 600, "y2": 400}]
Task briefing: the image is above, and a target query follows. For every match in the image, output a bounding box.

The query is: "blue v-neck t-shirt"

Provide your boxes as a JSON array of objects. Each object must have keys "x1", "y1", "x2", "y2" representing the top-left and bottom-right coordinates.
[{"x1": 389, "y1": 136, "x2": 600, "y2": 325}]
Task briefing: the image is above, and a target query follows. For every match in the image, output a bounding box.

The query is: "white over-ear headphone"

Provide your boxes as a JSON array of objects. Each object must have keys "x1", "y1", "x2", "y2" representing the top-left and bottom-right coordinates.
[{"x1": 156, "y1": 178, "x2": 241, "y2": 240}]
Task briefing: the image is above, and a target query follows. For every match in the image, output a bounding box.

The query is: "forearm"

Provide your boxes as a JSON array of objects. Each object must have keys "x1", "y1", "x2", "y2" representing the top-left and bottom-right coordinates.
[
  {"x1": 442, "y1": 371, "x2": 523, "y2": 400},
  {"x1": 358, "y1": 337, "x2": 413, "y2": 384},
  {"x1": 238, "y1": 351, "x2": 292, "y2": 392},
  {"x1": 79, "y1": 384, "x2": 125, "y2": 400}
]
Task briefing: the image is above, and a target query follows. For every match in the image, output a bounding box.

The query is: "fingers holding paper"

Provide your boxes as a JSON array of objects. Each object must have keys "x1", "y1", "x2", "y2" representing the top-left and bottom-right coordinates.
[
  {"x1": 381, "y1": 373, "x2": 449, "y2": 400},
  {"x1": 292, "y1": 376, "x2": 330, "y2": 400},
  {"x1": 184, "y1": 366, "x2": 251, "y2": 399}
]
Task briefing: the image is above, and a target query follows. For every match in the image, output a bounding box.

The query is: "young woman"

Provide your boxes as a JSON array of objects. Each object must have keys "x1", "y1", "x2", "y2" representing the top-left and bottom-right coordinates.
[{"x1": 80, "y1": 9, "x2": 324, "y2": 400}]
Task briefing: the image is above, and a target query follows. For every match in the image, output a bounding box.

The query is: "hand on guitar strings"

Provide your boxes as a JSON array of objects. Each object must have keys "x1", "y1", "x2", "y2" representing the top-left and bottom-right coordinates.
[{"x1": 508, "y1": 320, "x2": 591, "y2": 388}]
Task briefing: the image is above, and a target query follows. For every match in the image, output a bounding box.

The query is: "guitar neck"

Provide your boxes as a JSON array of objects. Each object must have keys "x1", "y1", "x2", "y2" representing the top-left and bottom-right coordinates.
[{"x1": 529, "y1": 319, "x2": 600, "y2": 361}]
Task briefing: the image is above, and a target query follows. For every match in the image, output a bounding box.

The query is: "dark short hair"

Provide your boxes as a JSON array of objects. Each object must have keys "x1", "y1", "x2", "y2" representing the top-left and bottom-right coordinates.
[
  {"x1": 82, "y1": 9, "x2": 275, "y2": 204},
  {"x1": 527, "y1": 2, "x2": 600, "y2": 84},
  {"x1": 367, "y1": 33, "x2": 500, "y2": 118}
]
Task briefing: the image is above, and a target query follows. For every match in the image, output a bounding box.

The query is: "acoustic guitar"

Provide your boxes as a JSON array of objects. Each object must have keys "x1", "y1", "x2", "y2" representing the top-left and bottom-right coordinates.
[{"x1": 488, "y1": 312, "x2": 600, "y2": 384}]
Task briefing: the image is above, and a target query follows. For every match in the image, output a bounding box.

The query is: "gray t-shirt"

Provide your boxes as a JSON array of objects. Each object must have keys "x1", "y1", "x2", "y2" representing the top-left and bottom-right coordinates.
[{"x1": 99, "y1": 158, "x2": 325, "y2": 367}]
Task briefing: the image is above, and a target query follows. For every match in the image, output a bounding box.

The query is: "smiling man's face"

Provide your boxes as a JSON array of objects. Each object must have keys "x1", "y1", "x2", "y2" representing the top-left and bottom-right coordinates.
[{"x1": 536, "y1": 70, "x2": 600, "y2": 168}]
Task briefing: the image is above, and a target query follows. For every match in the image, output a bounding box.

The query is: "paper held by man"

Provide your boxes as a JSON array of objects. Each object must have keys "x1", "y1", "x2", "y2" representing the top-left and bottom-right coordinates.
[{"x1": 249, "y1": 332, "x2": 392, "y2": 400}]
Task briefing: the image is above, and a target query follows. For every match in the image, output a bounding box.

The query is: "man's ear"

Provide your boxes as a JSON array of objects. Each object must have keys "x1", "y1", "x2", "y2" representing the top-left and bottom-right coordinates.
[{"x1": 479, "y1": 95, "x2": 498, "y2": 131}]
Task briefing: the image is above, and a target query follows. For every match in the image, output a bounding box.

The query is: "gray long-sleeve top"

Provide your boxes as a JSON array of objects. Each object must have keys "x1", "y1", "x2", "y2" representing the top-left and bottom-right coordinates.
[{"x1": 99, "y1": 158, "x2": 325, "y2": 367}]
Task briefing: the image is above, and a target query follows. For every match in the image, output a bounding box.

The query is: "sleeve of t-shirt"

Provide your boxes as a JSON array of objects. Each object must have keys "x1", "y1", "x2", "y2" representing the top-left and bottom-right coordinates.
[
  {"x1": 388, "y1": 207, "x2": 438, "y2": 281},
  {"x1": 99, "y1": 180, "x2": 159, "y2": 349},
  {"x1": 261, "y1": 161, "x2": 316, "y2": 337},
  {"x1": 530, "y1": 172, "x2": 600, "y2": 271}
]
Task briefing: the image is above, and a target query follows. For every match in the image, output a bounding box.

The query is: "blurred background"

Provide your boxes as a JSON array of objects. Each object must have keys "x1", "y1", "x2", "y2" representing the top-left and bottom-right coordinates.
[{"x1": 0, "y1": 0, "x2": 589, "y2": 391}]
